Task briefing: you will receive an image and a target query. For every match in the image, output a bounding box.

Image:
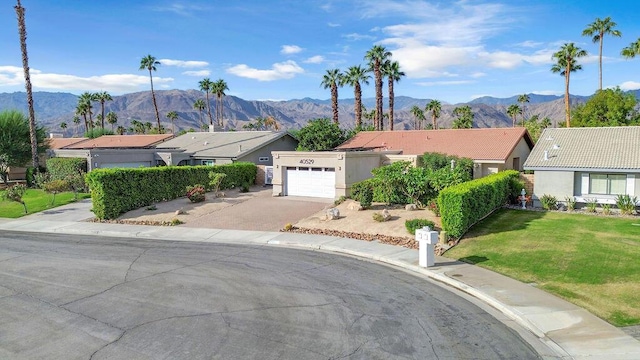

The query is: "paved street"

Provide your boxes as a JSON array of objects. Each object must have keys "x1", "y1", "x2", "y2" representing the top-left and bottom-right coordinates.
[{"x1": 0, "y1": 231, "x2": 539, "y2": 359}]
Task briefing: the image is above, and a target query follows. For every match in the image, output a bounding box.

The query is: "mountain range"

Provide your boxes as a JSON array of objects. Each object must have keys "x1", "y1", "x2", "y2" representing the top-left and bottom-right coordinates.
[{"x1": 0, "y1": 89, "x2": 637, "y2": 136}]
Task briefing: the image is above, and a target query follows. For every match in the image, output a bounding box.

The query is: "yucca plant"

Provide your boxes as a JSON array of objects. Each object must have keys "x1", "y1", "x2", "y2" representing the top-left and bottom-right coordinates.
[
  {"x1": 602, "y1": 204, "x2": 612, "y2": 215},
  {"x1": 585, "y1": 198, "x2": 598, "y2": 213},
  {"x1": 616, "y1": 194, "x2": 638, "y2": 215},
  {"x1": 564, "y1": 196, "x2": 576, "y2": 211}
]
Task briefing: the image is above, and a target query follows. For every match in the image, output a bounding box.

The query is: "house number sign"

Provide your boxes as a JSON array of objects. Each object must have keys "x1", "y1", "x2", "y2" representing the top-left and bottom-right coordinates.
[{"x1": 299, "y1": 159, "x2": 314, "y2": 164}]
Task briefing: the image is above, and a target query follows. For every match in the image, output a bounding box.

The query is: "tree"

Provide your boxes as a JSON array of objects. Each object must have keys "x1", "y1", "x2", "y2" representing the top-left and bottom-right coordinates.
[
  {"x1": 425, "y1": 100, "x2": 442, "y2": 130},
  {"x1": 78, "y1": 92, "x2": 94, "y2": 131},
  {"x1": 15, "y1": 0, "x2": 39, "y2": 171},
  {"x1": 264, "y1": 116, "x2": 280, "y2": 130},
  {"x1": 343, "y1": 65, "x2": 370, "y2": 129},
  {"x1": 321, "y1": 69, "x2": 343, "y2": 125},
  {"x1": 517, "y1": 94, "x2": 530, "y2": 124},
  {"x1": 382, "y1": 60, "x2": 405, "y2": 131},
  {"x1": 106, "y1": 111, "x2": 118, "y2": 131},
  {"x1": 94, "y1": 91, "x2": 112, "y2": 129},
  {"x1": 193, "y1": 98, "x2": 206, "y2": 128},
  {"x1": 60, "y1": 122, "x2": 67, "y2": 133},
  {"x1": 116, "y1": 125, "x2": 126, "y2": 135},
  {"x1": 72, "y1": 115, "x2": 81, "y2": 137},
  {"x1": 582, "y1": 17, "x2": 621, "y2": 90},
  {"x1": 621, "y1": 38, "x2": 640, "y2": 59},
  {"x1": 452, "y1": 105, "x2": 474, "y2": 129},
  {"x1": 506, "y1": 104, "x2": 522, "y2": 127},
  {"x1": 2, "y1": 183, "x2": 28, "y2": 213},
  {"x1": 139, "y1": 55, "x2": 161, "y2": 131},
  {"x1": 551, "y1": 43, "x2": 588, "y2": 128},
  {"x1": 365, "y1": 45, "x2": 392, "y2": 131},
  {"x1": 410, "y1": 105, "x2": 425, "y2": 130},
  {"x1": 296, "y1": 118, "x2": 347, "y2": 151},
  {"x1": 570, "y1": 87, "x2": 640, "y2": 127},
  {"x1": 198, "y1": 78, "x2": 215, "y2": 126},
  {"x1": 213, "y1": 79, "x2": 229, "y2": 127},
  {"x1": 166, "y1": 111, "x2": 178, "y2": 134},
  {"x1": 0, "y1": 110, "x2": 47, "y2": 185}
]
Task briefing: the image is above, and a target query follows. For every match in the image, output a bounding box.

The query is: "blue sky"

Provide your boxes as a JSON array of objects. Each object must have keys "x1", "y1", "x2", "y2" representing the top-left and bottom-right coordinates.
[{"x1": 2, "y1": 0, "x2": 640, "y2": 104}]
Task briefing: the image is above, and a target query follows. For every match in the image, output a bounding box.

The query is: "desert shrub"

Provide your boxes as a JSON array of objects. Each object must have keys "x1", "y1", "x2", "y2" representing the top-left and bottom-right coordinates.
[
  {"x1": 405, "y1": 219, "x2": 436, "y2": 235},
  {"x1": 186, "y1": 184, "x2": 206, "y2": 203},
  {"x1": 208, "y1": 172, "x2": 227, "y2": 193},
  {"x1": 42, "y1": 179, "x2": 69, "y2": 205},
  {"x1": 565, "y1": 196, "x2": 576, "y2": 211},
  {"x1": 585, "y1": 198, "x2": 598, "y2": 213},
  {"x1": 359, "y1": 185, "x2": 373, "y2": 209},
  {"x1": 2, "y1": 183, "x2": 28, "y2": 213},
  {"x1": 334, "y1": 196, "x2": 347, "y2": 206},
  {"x1": 169, "y1": 218, "x2": 184, "y2": 226},
  {"x1": 372, "y1": 212, "x2": 386, "y2": 222},
  {"x1": 540, "y1": 194, "x2": 558, "y2": 210},
  {"x1": 46, "y1": 158, "x2": 87, "y2": 181},
  {"x1": 602, "y1": 204, "x2": 612, "y2": 215},
  {"x1": 240, "y1": 182, "x2": 251, "y2": 193},
  {"x1": 371, "y1": 161, "x2": 435, "y2": 206},
  {"x1": 283, "y1": 223, "x2": 293, "y2": 231},
  {"x1": 616, "y1": 194, "x2": 638, "y2": 215},
  {"x1": 351, "y1": 179, "x2": 374, "y2": 208}
]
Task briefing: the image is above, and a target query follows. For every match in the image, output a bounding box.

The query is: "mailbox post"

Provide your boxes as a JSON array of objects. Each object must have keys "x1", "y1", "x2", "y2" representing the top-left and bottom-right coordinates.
[{"x1": 415, "y1": 226, "x2": 438, "y2": 267}]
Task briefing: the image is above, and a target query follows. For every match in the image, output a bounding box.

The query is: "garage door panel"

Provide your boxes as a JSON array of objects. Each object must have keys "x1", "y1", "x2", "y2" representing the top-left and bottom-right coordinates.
[{"x1": 286, "y1": 167, "x2": 335, "y2": 198}]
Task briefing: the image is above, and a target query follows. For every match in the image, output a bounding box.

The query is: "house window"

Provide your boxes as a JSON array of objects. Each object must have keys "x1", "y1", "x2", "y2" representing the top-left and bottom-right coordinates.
[
  {"x1": 589, "y1": 174, "x2": 626, "y2": 195},
  {"x1": 512, "y1": 157, "x2": 520, "y2": 170},
  {"x1": 258, "y1": 156, "x2": 270, "y2": 162},
  {"x1": 201, "y1": 160, "x2": 215, "y2": 166}
]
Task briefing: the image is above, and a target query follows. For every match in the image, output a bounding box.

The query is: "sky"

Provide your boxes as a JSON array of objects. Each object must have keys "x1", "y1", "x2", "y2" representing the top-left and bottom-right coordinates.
[{"x1": 2, "y1": 0, "x2": 640, "y2": 104}]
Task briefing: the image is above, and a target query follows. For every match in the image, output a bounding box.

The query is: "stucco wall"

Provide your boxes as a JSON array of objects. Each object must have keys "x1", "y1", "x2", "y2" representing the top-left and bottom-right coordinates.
[
  {"x1": 238, "y1": 135, "x2": 298, "y2": 166},
  {"x1": 506, "y1": 138, "x2": 532, "y2": 171},
  {"x1": 532, "y1": 170, "x2": 575, "y2": 205}
]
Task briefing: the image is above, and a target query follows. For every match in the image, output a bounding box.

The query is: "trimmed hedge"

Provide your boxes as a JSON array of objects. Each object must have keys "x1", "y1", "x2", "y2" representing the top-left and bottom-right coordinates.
[
  {"x1": 46, "y1": 158, "x2": 87, "y2": 181},
  {"x1": 86, "y1": 162, "x2": 257, "y2": 219},
  {"x1": 438, "y1": 170, "x2": 519, "y2": 239}
]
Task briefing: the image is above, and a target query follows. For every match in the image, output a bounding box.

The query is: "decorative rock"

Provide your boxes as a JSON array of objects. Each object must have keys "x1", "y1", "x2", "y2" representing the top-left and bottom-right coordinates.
[
  {"x1": 325, "y1": 207, "x2": 340, "y2": 220},
  {"x1": 381, "y1": 209, "x2": 391, "y2": 221},
  {"x1": 405, "y1": 204, "x2": 417, "y2": 211},
  {"x1": 175, "y1": 208, "x2": 185, "y2": 216},
  {"x1": 347, "y1": 202, "x2": 363, "y2": 211}
]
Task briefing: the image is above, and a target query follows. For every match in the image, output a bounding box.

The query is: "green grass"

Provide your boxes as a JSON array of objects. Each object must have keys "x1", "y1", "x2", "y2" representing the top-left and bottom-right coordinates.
[
  {"x1": 445, "y1": 208, "x2": 640, "y2": 327},
  {"x1": 0, "y1": 189, "x2": 91, "y2": 218}
]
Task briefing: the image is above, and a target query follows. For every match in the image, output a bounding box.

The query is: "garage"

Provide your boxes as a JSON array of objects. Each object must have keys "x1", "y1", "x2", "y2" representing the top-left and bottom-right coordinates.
[{"x1": 286, "y1": 167, "x2": 335, "y2": 198}]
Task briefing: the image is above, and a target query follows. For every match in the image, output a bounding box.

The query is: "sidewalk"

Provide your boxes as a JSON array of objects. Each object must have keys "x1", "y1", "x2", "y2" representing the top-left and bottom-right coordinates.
[{"x1": 1, "y1": 202, "x2": 639, "y2": 359}]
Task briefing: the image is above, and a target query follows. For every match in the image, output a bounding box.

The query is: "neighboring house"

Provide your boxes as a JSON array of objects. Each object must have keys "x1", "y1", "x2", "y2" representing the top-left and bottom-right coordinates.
[
  {"x1": 272, "y1": 128, "x2": 534, "y2": 199},
  {"x1": 523, "y1": 127, "x2": 640, "y2": 207}
]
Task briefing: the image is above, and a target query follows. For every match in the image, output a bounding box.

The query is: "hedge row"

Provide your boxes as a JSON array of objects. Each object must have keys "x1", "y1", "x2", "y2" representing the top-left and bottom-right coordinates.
[
  {"x1": 437, "y1": 170, "x2": 519, "y2": 239},
  {"x1": 86, "y1": 162, "x2": 257, "y2": 219},
  {"x1": 46, "y1": 158, "x2": 87, "y2": 180}
]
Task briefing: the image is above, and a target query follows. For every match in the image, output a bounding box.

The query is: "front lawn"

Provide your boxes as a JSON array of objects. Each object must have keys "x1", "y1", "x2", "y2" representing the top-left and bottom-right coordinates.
[
  {"x1": 0, "y1": 189, "x2": 90, "y2": 218},
  {"x1": 445, "y1": 208, "x2": 640, "y2": 327}
]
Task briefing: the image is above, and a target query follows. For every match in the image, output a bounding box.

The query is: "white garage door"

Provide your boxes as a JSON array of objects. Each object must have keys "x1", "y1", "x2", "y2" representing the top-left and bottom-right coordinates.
[{"x1": 286, "y1": 167, "x2": 335, "y2": 198}]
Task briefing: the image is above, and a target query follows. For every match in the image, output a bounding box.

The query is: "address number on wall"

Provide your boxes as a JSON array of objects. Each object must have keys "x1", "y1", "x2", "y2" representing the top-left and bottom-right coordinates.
[{"x1": 299, "y1": 159, "x2": 314, "y2": 164}]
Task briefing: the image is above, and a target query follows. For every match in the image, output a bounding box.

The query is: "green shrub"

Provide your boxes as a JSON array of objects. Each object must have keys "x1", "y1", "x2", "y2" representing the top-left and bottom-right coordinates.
[
  {"x1": 186, "y1": 184, "x2": 206, "y2": 203},
  {"x1": 86, "y1": 162, "x2": 257, "y2": 219},
  {"x1": 351, "y1": 179, "x2": 373, "y2": 203},
  {"x1": 240, "y1": 182, "x2": 251, "y2": 193},
  {"x1": 437, "y1": 170, "x2": 519, "y2": 239},
  {"x1": 602, "y1": 204, "x2": 612, "y2": 215},
  {"x1": 616, "y1": 194, "x2": 638, "y2": 215},
  {"x1": 42, "y1": 179, "x2": 70, "y2": 205},
  {"x1": 565, "y1": 196, "x2": 576, "y2": 211},
  {"x1": 208, "y1": 172, "x2": 227, "y2": 193},
  {"x1": 509, "y1": 178, "x2": 526, "y2": 204},
  {"x1": 585, "y1": 198, "x2": 598, "y2": 213},
  {"x1": 540, "y1": 194, "x2": 558, "y2": 210},
  {"x1": 372, "y1": 212, "x2": 386, "y2": 222},
  {"x1": 25, "y1": 166, "x2": 46, "y2": 187},
  {"x1": 46, "y1": 158, "x2": 87, "y2": 181},
  {"x1": 405, "y1": 219, "x2": 436, "y2": 235},
  {"x1": 360, "y1": 185, "x2": 373, "y2": 209},
  {"x1": 334, "y1": 195, "x2": 347, "y2": 206}
]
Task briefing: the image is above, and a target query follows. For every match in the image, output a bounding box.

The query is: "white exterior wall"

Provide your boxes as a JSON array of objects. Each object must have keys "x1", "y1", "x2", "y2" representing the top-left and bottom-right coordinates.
[{"x1": 532, "y1": 170, "x2": 575, "y2": 206}]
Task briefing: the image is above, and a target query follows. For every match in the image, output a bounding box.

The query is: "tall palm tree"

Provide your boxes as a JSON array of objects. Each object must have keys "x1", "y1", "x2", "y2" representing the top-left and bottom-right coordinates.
[
  {"x1": 582, "y1": 17, "x2": 621, "y2": 90},
  {"x1": 166, "y1": 111, "x2": 178, "y2": 134},
  {"x1": 517, "y1": 94, "x2": 530, "y2": 124},
  {"x1": 425, "y1": 100, "x2": 442, "y2": 130},
  {"x1": 382, "y1": 60, "x2": 405, "y2": 131},
  {"x1": 342, "y1": 65, "x2": 370, "y2": 129},
  {"x1": 139, "y1": 55, "x2": 161, "y2": 131},
  {"x1": 193, "y1": 98, "x2": 206, "y2": 128},
  {"x1": 106, "y1": 111, "x2": 118, "y2": 131},
  {"x1": 116, "y1": 125, "x2": 126, "y2": 135},
  {"x1": 14, "y1": 0, "x2": 38, "y2": 170},
  {"x1": 621, "y1": 38, "x2": 640, "y2": 59},
  {"x1": 95, "y1": 91, "x2": 112, "y2": 129},
  {"x1": 410, "y1": 105, "x2": 425, "y2": 130},
  {"x1": 198, "y1": 78, "x2": 214, "y2": 126},
  {"x1": 365, "y1": 45, "x2": 392, "y2": 131},
  {"x1": 60, "y1": 122, "x2": 67, "y2": 134},
  {"x1": 452, "y1": 105, "x2": 474, "y2": 129},
  {"x1": 320, "y1": 69, "x2": 343, "y2": 125},
  {"x1": 78, "y1": 92, "x2": 95, "y2": 129},
  {"x1": 72, "y1": 115, "x2": 81, "y2": 137},
  {"x1": 551, "y1": 43, "x2": 588, "y2": 128},
  {"x1": 213, "y1": 79, "x2": 229, "y2": 127},
  {"x1": 506, "y1": 104, "x2": 522, "y2": 127}
]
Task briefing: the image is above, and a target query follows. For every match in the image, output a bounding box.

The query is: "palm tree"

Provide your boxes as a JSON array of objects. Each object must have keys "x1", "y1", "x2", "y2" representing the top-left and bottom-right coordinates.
[
  {"x1": 582, "y1": 17, "x2": 621, "y2": 90},
  {"x1": 551, "y1": 43, "x2": 588, "y2": 127},
  {"x1": 425, "y1": 100, "x2": 442, "y2": 130},
  {"x1": 106, "y1": 111, "x2": 118, "y2": 131},
  {"x1": 452, "y1": 105, "x2": 474, "y2": 129},
  {"x1": 506, "y1": 104, "x2": 522, "y2": 127},
  {"x1": 264, "y1": 116, "x2": 280, "y2": 130},
  {"x1": 342, "y1": 65, "x2": 370, "y2": 129},
  {"x1": 320, "y1": 69, "x2": 343, "y2": 125},
  {"x1": 15, "y1": 0, "x2": 38, "y2": 169},
  {"x1": 517, "y1": 94, "x2": 530, "y2": 124},
  {"x1": 540, "y1": 117, "x2": 552, "y2": 129},
  {"x1": 193, "y1": 98, "x2": 206, "y2": 128},
  {"x1": 365, "y1": 45, "x2": 392, "y2": 130},
  {"x1": 116, "y1": 125, "x2": 126, "y2": 135},
  {"x1": 622, "y1": 38, "x2": 640, "y2": 59},
  {"x1": 410, "y1": 105, "x2": 425, "y2": 130},
  {"x1": 213, "y1": 79, "x2": 229, "y2": 127},
  {"x1": 78, "y1": 92, "x2": 94, "y2": 129},
  {"x1": 198, "y1": 78, "x2": 215, "y2": 126},
  {"x1": 166, "y1": 111, "x2": 178, "y2": 134},
  {"x1": 139, "y1": 55, "x2": 161, "y2": 131},
  {"x1": 72, "y1": 115, "x2": 81, "y2": 137},
  {"x1": 60, "y1": 122, "x2": 67, "y2": 134},
  {"x1": 382, "y1": 60, "x2": 405, "y2": 131},
  {"x1": 94, "y1": 91, "x2": 112, "y2": 129}
]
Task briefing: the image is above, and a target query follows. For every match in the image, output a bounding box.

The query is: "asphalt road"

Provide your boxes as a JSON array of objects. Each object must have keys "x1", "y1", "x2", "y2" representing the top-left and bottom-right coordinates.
[{"x1": 0, "y1": 231, "x2": 540, "y2": 359}]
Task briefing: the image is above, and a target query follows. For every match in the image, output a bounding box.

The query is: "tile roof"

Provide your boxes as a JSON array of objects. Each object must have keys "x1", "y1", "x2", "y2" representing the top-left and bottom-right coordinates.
[
  {"x1": 523, "y1": 126, "x2": 640, "y2": 170},
  {"x1": 63, "y1": 134, "x2": 174, "y2": 149},
  {"x1": 336, "y1": 128, "x2": 533, "y2": 161},
  {"x1": 47, "y1": 137, "x2": 88, "y2": 149},
  {"x1": 156, "y1": 131, "x2": 293, "y2": 158}
]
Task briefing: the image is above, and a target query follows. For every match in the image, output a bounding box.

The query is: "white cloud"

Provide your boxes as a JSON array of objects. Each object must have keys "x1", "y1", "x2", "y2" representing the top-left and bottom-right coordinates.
[
  {"x1": 327, "y1": 22, "x2": 340, "y2": 27},
  {"x1": 151, "y1": 3, "x2": 206, "y2": 16},
  {"x1": 517, "y1": 40, "x2": 543, "y2": 48},
  {"x1": 343, "y1": 33, "x2": 376, "y2": 41},
  {"x1": 281, "y1": 45, "x2": 303, "y2": 55},
  {"x1": 226, "y1": 60, "x2": 304, "y2": 81},
  {"x1": 182, "y1": 70, "x2": 211, "y2": 77},
  {"x1": 470, "y1": 72, "x2": 486, "y2": 78},
  {"x1": 304, "y1": 55, "x2": 325, "y2": 64},
  {"x1": 618, "y1": 81, "x2": 640, "y2": 91},
  {"x1": 471, "y1": 94, "x2": 492, "y2": 100},
  {"x1": 158, "y1": 59, "x2": 209, "y2": 68},
  {"x1": 416, "y1": 80, "x2": 474, "y2": 86},
  {"x1": 531, "y1": 90, "x2": 562, "y2": 95}
]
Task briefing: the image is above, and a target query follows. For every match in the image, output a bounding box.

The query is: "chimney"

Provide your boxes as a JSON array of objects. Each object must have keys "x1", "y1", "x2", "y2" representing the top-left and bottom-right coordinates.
[{"x1": 543, "y1": 150, "x2": 549, "y2": 161}]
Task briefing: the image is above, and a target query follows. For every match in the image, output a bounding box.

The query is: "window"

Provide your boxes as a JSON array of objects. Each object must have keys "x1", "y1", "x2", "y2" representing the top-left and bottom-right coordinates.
[
  {"x1": 512, "y1": 157, "x2": 520, "y2": 170},
  {"x1": 258, "y1": 156, "x2": 269, "y2": 162},
  {"x1": 201, "y1": 160, "x2": 215, "y2": 166},
  {"x1": 589, "y1": 174, "x2": 626, "y2": 195}
]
